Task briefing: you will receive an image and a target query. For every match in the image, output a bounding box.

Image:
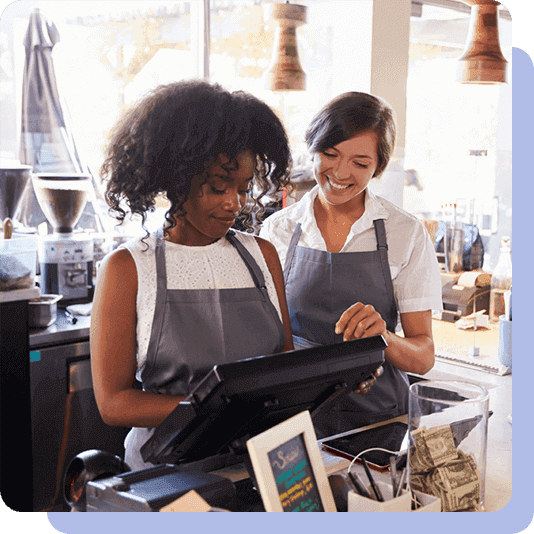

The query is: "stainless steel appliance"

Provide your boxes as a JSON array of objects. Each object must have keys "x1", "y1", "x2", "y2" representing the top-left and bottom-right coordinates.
[
  {"x1": 28, "y1": 312, "x2": 131, "y2": 511},
  {"x1": 1, "y1": 303, "x2": 132, "y2": 512},
  {"x1": 32, "y1": 173, "x2": 94, "y2": 303}
]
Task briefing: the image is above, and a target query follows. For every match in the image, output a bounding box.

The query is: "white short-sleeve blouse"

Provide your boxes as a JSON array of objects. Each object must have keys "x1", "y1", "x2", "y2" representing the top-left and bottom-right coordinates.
[{"x1": 260, "y1": 185, "x2": 443, "y2": 318}]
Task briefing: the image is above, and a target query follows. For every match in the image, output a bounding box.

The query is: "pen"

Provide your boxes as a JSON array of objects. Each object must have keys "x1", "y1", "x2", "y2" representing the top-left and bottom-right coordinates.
[
  {"x1": 348, "y1": 469, "x2": 371, "y2": 499},
  {"x1": 395, "y1": 468, "x2": 407, "y2": 498},
  {"x1": 361, "y1": 458, "x2": 383, "y2": 502},
  {"x1": 389, "y1": 456, "x2": 397, "y2": 497},
  {"x1": 64, "y1": 309, "x2": 78, "y2": 324}
]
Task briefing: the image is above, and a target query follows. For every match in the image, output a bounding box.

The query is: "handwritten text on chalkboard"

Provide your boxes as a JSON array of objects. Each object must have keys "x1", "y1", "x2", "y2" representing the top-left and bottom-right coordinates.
[{"x1": 268, "y1": 433, "x2": 324, "y2": 512}]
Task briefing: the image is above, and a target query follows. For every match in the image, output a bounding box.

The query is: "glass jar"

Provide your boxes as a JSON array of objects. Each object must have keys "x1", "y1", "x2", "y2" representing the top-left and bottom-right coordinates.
[
  {"x1": 489, "y1": 236, "x2": 512, "y2": 323},
  {"x1": 407, "y1": 380, "x2": 489, "y2": 512}
]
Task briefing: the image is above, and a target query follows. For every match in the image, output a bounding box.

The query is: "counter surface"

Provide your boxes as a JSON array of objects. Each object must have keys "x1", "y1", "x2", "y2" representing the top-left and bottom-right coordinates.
[
  {"x1": 317, "y1": 361, "x2": 512, "y2": 512},
  {"x1": 214, "y1": 318, "x2": 512, "y2": 512},
  {"x1": 317, "y1": 318, "x2": 512, "y2": 512},
  {"x1": 27, "y1": 309, "x2": 511, "y2": 511},
  {"x1": 428, "y1": 316, "x2": 512, "y2": 512},
  {"x1": 29, "y1": 308, "x2": 90, "y2": 347}
]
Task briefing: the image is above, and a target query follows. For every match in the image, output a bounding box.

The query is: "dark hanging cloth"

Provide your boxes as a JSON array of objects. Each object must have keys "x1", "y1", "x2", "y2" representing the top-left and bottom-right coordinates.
[{"x1": 18, "y1": 8, "x2": 103, "y2": 232}]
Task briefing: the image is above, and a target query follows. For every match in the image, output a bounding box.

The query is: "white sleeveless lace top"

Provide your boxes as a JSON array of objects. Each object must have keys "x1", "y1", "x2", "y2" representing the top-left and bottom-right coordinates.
[{"x1": 119, "y1": 230, "x2": 282, "y2": 381}]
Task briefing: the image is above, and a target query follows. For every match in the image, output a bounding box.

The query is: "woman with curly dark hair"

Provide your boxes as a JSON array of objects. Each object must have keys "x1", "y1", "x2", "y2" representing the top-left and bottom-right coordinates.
[{"x1": 90, "y1": 80, "x2": 295, "y2": 470}]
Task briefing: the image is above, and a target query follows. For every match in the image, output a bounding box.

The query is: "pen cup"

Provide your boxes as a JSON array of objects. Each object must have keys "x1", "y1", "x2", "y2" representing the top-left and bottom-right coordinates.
[
  {"x1": 498, "y1": 315, "x2": 512, "y2": 368},
  {"x1": 347, "y1": 482, "x2": 411, "y2": 512},
  {"x1": 407, "y1": 380, "x2": 489, "y2": 512}
]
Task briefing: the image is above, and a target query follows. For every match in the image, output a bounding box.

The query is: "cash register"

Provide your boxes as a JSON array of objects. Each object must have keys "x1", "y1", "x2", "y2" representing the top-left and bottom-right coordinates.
[
  {"x1": 440, "y1": 271, "x2": 491, "y2": 322},
  {"x1": 63, "y1": 337, "x2": 386, "y2": 512}
]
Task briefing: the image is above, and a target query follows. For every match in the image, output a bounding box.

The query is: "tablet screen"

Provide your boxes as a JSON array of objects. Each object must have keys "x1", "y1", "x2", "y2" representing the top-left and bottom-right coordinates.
[{"x1": 322, "y1": 422, "x2": 408, "y2": 467}]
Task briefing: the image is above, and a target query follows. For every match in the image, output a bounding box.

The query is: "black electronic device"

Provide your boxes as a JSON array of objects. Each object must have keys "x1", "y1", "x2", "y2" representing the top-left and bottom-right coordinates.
[
  {"x1": 64, "y1": 449, "x2": 131, "y2": 512},
  {"x1": 321, "y1": 422, "x2": 409, "y2": 470},
  {"x1": 85, "y1": 464, "x2": 236, "y2": 512},
  {"x1": 321, "y1": 411, "x2": 493, "y2": 471},
  {"x1": 141, "y1": 336, "x2": 387, "y2": 471}
]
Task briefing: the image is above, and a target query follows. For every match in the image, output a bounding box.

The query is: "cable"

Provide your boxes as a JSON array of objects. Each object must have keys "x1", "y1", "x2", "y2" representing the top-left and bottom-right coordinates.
[
  {"x1": 346, "y1": 447, "x2": 408, "y2": 501},
  {"x1": 346, "y1": 446, "x2": 403, "y2": 474}
]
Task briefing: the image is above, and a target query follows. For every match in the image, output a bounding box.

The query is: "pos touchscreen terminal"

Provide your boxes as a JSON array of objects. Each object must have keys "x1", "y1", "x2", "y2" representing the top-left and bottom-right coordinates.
[{"x1": 141, "y1": 335, "x2": 387, "y2": 471}]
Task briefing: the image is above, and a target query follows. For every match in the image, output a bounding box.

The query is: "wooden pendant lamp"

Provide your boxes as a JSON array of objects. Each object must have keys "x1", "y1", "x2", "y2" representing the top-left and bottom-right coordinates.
[
  {"x1": 457, "y1": 0, "x2": 508, "y2": 84},
  {"x1": 263, "y1": 2, "x2": 307, "y2": 91}
]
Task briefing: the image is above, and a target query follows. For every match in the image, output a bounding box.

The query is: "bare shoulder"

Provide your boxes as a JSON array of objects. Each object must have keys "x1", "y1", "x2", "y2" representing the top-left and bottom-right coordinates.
[
  {"x1": 91, "y1": 247, "x2": 138, "y2": 344},
  {"x1": 100, "y1": 247, "x2": 135, "y2": 273},
  {"x1": 254, "y1": 235, "x2": 280, "y2": 263},
  {"x1": 96, "y1": 247, "x2": 138, "y2": 295}
]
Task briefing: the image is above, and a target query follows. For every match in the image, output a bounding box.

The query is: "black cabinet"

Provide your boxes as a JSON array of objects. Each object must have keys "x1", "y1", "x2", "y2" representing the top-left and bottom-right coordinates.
[
  {"x1": 1, "y1": 307, "x2": 130, "y2": 511},
  {"x1": 0, "y1": 299, "x2": 33, "y2": 512}
]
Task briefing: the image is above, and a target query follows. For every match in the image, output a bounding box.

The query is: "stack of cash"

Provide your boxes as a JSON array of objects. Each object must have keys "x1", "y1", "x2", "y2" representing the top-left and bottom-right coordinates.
[{"x1": 409, "y1": 425, "x2": 482, "y2": 512}]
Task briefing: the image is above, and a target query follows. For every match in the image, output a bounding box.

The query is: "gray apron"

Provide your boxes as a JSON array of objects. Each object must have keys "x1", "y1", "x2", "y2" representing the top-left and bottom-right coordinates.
[
  {"x1": 284, "y1": 219, "x2": 409, "y2": 438},
  {"x1": 125, "y1": 228, "x2": 286, "y2": 470}
]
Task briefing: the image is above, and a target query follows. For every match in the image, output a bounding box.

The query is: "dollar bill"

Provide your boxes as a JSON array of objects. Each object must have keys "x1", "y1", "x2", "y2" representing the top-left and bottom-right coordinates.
[
  {"x1": 424, "y1": 425, "x2": 458, "y2": 467},
  {"x1": 409, "y1": 426, "x2": 482, "y2": 511}
]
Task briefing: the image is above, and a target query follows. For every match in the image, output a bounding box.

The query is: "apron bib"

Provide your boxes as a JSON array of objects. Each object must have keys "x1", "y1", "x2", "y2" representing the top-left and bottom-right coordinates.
[
  {"x1": 125, "y1": 229, "x2": 285, "y2": 470},
  {"x1": 284, "y1": 219, "x2": 409, "y2": 438}
]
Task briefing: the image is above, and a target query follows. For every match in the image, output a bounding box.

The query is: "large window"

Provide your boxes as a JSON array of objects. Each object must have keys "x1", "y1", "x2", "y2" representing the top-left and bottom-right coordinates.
[
  {"x1": 207, "y1": 0, "x2": 374, "y2": 152},
  {"x1": 1, "y1": 0, "x2": 379, "y2": 169},
  {"x1": 404, "y1": 2, "x2": 512, "y2": 269},
  {"x1": 0, "y1": 0, "x2": 512, "y2": 259},
  {"x1": 1, "y1": 1, "x2": 197, "y2": 173}
]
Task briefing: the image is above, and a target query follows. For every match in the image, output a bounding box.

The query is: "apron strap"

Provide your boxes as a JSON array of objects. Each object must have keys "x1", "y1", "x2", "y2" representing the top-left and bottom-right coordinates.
[
  {"x1": 154, "y1": 227, "x2": 168, "y2": 288},
  {"x1": 225, "y1": 230, "x2": 267, "y2": 290},
  {"x1": 225, "y1": 232, "x2": 285, "y2": 348},
  {"x1": 373, "y1": 219, "x2": 397, "y2": 327},
  {"x1": 283, "y1": 223, "x2": 302, "y2": 282},
  {"x1": 145, "y1": 227, "x2": 171, "y2": 374},
  {"x1": 374, "y1": 218, "x2": 388, "y2": 251}
]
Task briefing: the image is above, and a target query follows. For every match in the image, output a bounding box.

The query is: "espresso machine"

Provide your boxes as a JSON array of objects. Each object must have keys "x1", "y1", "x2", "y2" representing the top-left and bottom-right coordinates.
[{"x1": 32, "y1": 173, "x2": 94, "y2": 303}]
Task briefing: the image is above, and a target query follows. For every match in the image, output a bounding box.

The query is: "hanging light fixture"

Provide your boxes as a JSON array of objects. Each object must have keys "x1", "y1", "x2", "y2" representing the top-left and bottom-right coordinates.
[
  {"x1": 456, "y1": 0, "x2": 508, "y2": 84},
  {"x1": 263, "y1": 2, "x2": 307, "y2": 91}
]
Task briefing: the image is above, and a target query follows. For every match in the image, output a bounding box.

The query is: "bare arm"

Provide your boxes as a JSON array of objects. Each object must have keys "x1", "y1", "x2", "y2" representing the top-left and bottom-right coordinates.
[
  {"x1": 255, "y1": 236, "x2": 295, "y2": 352},
  {"x1": 387, "y1": 310, "x2": 434, "y2": 374},
  {"x1": 90, "y1": 248, "x2": 184, "y2": 427},
  {"x1": 335, "y1": 304, "x2": 435, "y2": 375}
]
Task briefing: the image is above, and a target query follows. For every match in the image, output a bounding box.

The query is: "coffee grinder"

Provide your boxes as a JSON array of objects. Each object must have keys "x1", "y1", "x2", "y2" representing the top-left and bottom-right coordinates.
[
  {"x1": 32, "y1": 173, "x2": 94, "y2": 303},
  {"x1": 0, "y1": 163, "x2": 33, "y2": 237}
]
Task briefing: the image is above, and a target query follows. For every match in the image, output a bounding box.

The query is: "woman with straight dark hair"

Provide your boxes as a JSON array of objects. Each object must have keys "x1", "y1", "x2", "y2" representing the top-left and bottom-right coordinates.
[{"x1": 260, "y1": 92, "x2": 442, "y2": 436}]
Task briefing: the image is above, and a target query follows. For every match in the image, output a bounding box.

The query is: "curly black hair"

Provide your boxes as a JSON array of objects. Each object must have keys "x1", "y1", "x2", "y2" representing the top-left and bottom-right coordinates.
[{"x1": 101, "y1": 79, "x2": 292, "y2": 235}]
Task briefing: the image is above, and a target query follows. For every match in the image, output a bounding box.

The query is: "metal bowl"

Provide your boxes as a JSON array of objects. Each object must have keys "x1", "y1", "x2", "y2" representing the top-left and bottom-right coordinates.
[{"x1": 28, "y1": 294, "x2": 63, "y2": 328}]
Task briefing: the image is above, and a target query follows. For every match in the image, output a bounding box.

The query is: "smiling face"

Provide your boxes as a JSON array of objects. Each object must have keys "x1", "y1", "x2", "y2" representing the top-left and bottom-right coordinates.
[
  {"x1": 174, "y1": 150, "x2": 255, "y2": 246},
  {"x1": 313, "y1": 130, "x2": 379, "y2": 210}
]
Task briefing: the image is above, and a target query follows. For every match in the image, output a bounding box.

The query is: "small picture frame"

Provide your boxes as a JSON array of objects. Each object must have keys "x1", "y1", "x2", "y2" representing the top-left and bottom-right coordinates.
[{"x1": 246, "y1": 410, "x2": 337, "y2": 512}]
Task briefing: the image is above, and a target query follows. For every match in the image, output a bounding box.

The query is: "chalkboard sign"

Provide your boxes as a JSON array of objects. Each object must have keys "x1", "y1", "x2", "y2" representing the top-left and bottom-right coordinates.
[
  {"x1": 247, "y1": 411, "x2": 336, "y2": 512},
  {"x1": 268, "y1": 433, "x2": 324, "y2": 512}
]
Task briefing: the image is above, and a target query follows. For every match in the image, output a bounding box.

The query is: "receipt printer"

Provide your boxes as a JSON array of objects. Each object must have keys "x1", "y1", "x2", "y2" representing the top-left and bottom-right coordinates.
[
  {"x1": 85, "y1": 464, "x2": 235, "y2": 512},
  {"x1": 441, "y1": 272, "x2": 491, "y2": 322}
]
